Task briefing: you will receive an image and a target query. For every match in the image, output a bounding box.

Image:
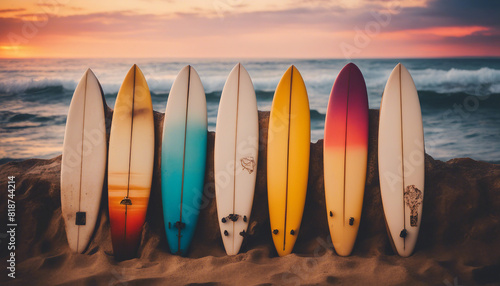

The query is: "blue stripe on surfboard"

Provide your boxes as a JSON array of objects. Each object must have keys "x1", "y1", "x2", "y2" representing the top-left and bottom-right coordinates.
[{"x1": 161, "y1": 122, "x2": 207, "y2": 255}]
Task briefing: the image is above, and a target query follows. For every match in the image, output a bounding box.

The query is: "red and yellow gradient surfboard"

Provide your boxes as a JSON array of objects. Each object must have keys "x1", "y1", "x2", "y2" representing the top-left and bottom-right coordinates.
[
  {"x1": 108, "y1": 65, "x2": 154, "y2": 260},
  {"x1": 324, "y1": 63, "x2": 369, "y2": 256}
]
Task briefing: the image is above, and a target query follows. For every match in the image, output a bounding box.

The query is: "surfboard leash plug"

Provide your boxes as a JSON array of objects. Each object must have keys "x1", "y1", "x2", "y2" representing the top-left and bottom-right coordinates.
[{"x1": 400, "y1": 229, "x2": 408, "y2": 238}]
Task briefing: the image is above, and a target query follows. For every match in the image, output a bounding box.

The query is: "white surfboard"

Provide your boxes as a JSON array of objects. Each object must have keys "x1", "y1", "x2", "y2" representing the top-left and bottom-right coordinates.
[
  {"x1": 214, "y1": 63, "x2": 259, "y2": 255},
  {"x1": 61, "y1": 69, "x2": 107, "y2": 253},
  {"x1": 378, "y1": 63, "x2": 425, "y2": 257}
]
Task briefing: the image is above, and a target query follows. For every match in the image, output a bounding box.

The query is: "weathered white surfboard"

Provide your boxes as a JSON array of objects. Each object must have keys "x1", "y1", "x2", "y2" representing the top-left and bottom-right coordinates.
[
  {"x1": 61, "y1": 69, "x2": 107, "y2": 253},
  {"x1": 378, "y1": 63, "x2": 425, "y2": 257},
  {"x1": 214, "y1": 63, "x2": 259, "y2": 255}
]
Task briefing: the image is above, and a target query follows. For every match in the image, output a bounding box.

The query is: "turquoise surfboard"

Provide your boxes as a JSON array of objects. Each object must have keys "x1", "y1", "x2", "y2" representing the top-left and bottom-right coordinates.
[{"x1": 161, "y1": 65, "x2": 207, "y2": 255}]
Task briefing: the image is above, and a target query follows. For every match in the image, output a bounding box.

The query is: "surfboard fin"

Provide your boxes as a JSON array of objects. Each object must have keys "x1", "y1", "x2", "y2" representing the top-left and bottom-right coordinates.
[
  {"x1": 239, "y1": 230, "x2": 247, "y2": 237},
  {"x1": 273, "y1": 229, "x2": 279, "y2": 235},
  {"x1": 329, "y1": 211, "x2": 333, "y2": 217},
  {"x1": 228, "y1": 214, "x2": 239, "y2": 222},
  {"x1": 349, "y1": 217, "x2": 354, "y2": 226},
  {"x1": 120, "y1": 197, "x2": 132, "y2": 205},
  {"x1": 222, "y1": 214, "x2": 240, "y2": 223},
  {"x1": 290, "y1": 230, "x2": 295, "y2": 235},
  {"x1": 174, "y1": 221, "x2": 186, "y2": 230},
  {"x1": 224, "y1": 230, "x2": 229, "y2": 236},
  {"x1": 243, "y1": 216, "x2": 248, "y2": 222},
  {"x1": 75, "y1": 212, "x2": 86, "y2": 225}
]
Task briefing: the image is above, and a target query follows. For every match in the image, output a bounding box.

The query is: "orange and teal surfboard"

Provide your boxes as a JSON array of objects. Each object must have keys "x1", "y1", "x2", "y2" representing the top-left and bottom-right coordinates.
[{"x1": 324, "y1": 63, "x2": 369, "y2": 256}]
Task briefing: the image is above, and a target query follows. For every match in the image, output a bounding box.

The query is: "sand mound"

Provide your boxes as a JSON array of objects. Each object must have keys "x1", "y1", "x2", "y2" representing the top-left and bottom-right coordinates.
[{"x1": 0, "y1": 110, "x2": 499, "y2": 285}]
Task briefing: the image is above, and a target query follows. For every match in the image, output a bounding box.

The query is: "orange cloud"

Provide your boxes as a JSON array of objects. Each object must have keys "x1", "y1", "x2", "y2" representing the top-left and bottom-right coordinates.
[{"x1": 0, "y1": 0, "x2": 499, "y2": 59}]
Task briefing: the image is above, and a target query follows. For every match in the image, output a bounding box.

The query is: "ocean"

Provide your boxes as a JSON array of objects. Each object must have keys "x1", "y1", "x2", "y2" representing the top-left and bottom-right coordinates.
[{"x1": 0, "y1": 58, "x2": 499, "y2": 164}]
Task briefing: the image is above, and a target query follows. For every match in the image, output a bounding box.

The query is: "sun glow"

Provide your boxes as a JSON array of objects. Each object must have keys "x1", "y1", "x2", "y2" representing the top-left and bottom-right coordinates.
[{"x1": 0, "y1": 0, "x2": 498, "y2": 58}]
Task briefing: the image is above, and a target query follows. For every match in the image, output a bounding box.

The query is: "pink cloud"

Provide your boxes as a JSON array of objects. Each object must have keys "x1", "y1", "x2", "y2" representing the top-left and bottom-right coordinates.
[{"x1": 0, "y1": 1, "x2": 499, "y2": 58}]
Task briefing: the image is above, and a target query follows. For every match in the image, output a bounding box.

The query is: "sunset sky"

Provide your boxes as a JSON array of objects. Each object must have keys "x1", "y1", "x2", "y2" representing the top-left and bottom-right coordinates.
[{"x1": 0, "y1": 0, "x2": 499, "y2": 58}]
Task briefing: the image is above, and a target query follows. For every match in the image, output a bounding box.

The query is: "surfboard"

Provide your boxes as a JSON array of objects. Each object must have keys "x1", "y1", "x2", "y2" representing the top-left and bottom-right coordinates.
[
  {"x1": 214, "y1": 63, "x2": 259, "y2": 255},
  {"x1": 267, "y1": 65, "x2": 310, "y2": 257},
  {"x1": 61, "y1": 69, "x2": 107, "y2": 253},
  {"x1": 378, "y1": 63, "x2": 425, "y2": 257},
  {"x1": 108, "y1": 64, "x2": 154, "y2": 260},
  {"x1": 324, "y1": 63, "x2": 369, "y2": 256},
  {"x1": 162, "y1": 65, "x2": 207, "y2": 255}
]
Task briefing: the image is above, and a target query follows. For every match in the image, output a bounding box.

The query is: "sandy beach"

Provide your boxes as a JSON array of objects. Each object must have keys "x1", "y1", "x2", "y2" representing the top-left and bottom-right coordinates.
[{"x1": 0, "y1": 108, "x2": 499, "y2": 285}]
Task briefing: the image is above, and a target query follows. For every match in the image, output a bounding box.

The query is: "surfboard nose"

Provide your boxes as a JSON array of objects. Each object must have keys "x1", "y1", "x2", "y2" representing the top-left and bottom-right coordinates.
[{"x1": 345, "y1": 62, "x2": 356, "y2": 68}]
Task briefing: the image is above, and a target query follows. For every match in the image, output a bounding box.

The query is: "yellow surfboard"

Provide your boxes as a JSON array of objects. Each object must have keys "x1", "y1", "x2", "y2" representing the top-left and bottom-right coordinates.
[{"x1": 267, "y1": 65, "x2": 310, "y2": 256}]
